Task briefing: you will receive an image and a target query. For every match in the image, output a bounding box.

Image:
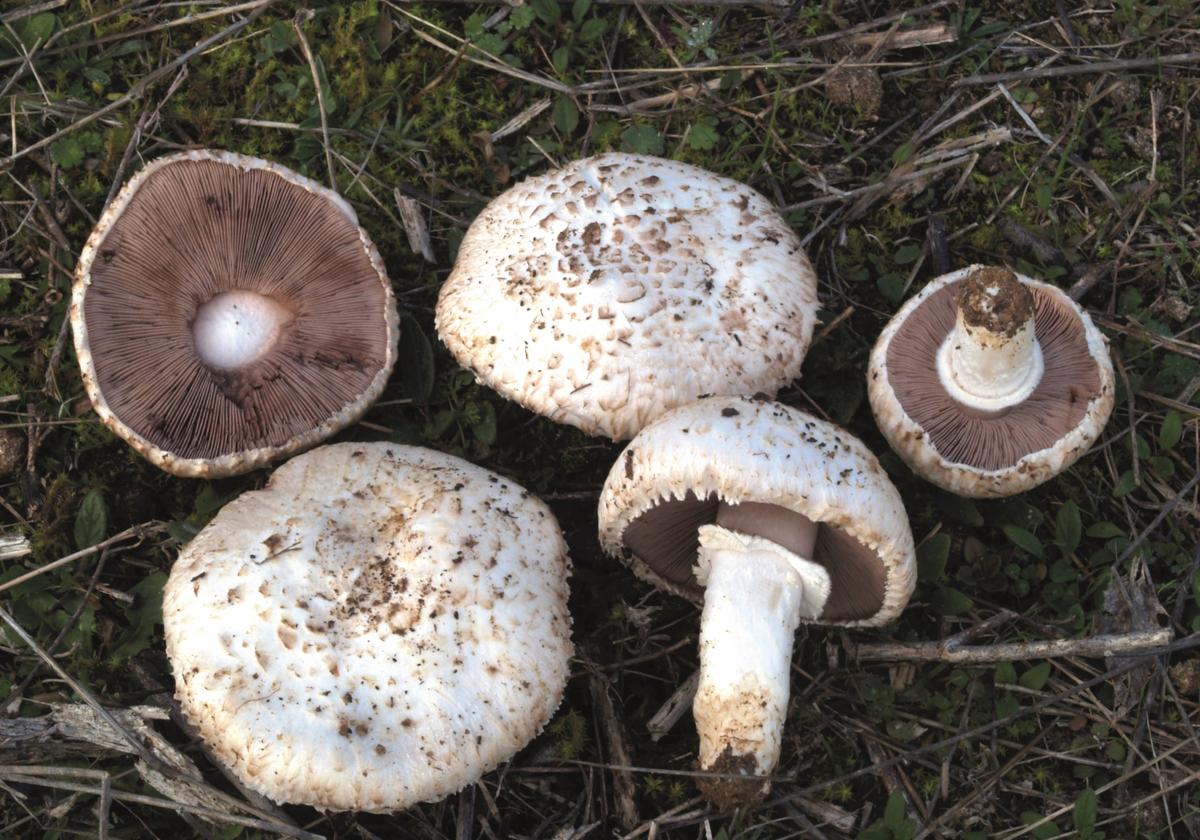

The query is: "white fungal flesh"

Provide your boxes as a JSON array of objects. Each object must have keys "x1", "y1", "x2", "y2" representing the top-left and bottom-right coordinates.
[
  {"x1": 163, "y1": 443, "x2": 572, "y2": 813},
  {"x1": 192, "y1": 290, "x2": 291, "y2": 369},
  {"x1": 693, "y1": 524, "x2": 830, "y2": 782},
  {"x1": 936, "y1": 291, "x2": 1044, "y2": 412},
  {"x1": 436, "y1": 153, "x2": 819, "y2": 441}
]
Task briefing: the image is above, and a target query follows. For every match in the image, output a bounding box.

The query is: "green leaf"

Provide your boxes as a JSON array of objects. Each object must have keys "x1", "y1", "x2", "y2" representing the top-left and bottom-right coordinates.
[
  {"x1": 74, "y1": 489, "x2": 108, "y2": 550},
  {"x1": 1021, "y1": 812, "x2": 1062, "y2": 840},
  {"x1": 1113, "y1": 469, "x2": 1137, "y2": 497},
  {"x1": 572, "y1": 0, "x2": 592, "y2": 23},
  {"x1": 931, "y1": 587, "x2": 973, "y2": 616},
  {"x1": 22, "y1": 13, "x2": 57, "y2": 45},
  {"x1": 938, "y1": 494, "x2": 983, "y2": 526},
  {"x1": 877, "y1": 273, "x2": 907, "y2": 304},
  {"x1": 530, "y1": 0, "x2": 561, "y2": 25},
  {"x1": 1072, "y1": 788, "x2": 1098, "y2": 836},
  {"x1": 511, "y1": 5, "x2": 536, "y2": 29},
  {"x1": 1086, "y1": 521, "x2": 1125, "y2": 539},
  {"x1": 687, "y1": 119, "x2": 719, "y2": 151},
  {"x1": 50, "y1": 137, "x2": 85, "y2": 169},
  {"x1": 995, "y1": 661, "x2": 1017, "y2": 685},
  {"x1": 552, "y1": 46, "x2": 570, "y2": 74},
  {"x1": 894, "y1": 243, "x2": 922, "y2": 264},
  {"x1": 1159, "y1": 410, "x2": 1182, "y2": 450},
  {"x1": 917, "y1": 533, "x2": 951, "y2": 583},
  {"x1": 579, "y1": 18, "x2": 607, "y2": 42},
  {"x1": 1035, "y1": 183, "x2": 1052, "y2": 209},
  {"x1": 883, "y1": 789, "x2": 908, "y2": 828},
  {"x1": 892, "y1": 141, "x2": 915, "y2": 166},
  {"x1": 1055, "y1": 501, "x2": 1081, "y2": 557},
  {"x1": 553, "y1": 96, "x2": 579, "y2": 135},
  {"x1": 1019, "y1": 662, "x2": 1052, "y2": 690},
  {"x1": 471, "y1": 401, "x2": 497, "y2": 446},
  {"x1": 312, "y1": 55, "x2": 339, "y2": 115},
  {"x1": 109, "y1": 572, "x2": 166, "y2": 662},
  {"x1": 398, "y1": 314, "x2": 435, "y2": 402},
  {"x1": 1003, "y1": 524, "x2": 1044, "y2": 558},
  {"x1": 621, "y1": 124, "x2": 663, "y2": 155}
]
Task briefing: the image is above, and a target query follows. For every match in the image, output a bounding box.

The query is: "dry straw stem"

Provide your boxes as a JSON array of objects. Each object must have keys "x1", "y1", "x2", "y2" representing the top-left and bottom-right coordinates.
[
  {"x1": 850, "y1": 627, "x2": 1175, "y2": 664},
  {"x1": 0, "y1": 2, "x2": 275, "y2": 168},
  {"x1": 0, "y1": 605, "x2": 315, "y2": 838}
]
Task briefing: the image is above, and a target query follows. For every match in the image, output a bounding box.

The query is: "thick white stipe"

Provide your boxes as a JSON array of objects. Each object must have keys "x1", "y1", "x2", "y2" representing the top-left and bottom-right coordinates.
[
  {"x1": 937, "y1": 288, "x2": 1044, "y2": 412},
  {"x1": 192, "y1": 290, "x2": 290, "y2": 369},
  {"x1": 692, "y1": 524, "x2": 830, "y2": 790}
]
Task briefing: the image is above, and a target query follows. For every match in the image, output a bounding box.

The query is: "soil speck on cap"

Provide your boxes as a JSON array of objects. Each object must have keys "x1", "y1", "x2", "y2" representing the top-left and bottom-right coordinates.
[{"x1": 957, "y1": 266, "x2": 1034, "y2": 338}]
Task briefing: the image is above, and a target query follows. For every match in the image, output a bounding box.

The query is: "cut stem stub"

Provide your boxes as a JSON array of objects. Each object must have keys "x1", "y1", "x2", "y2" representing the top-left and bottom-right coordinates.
[{"x1": 936, "y1": 266, "x2": 1044, "y2": 412}]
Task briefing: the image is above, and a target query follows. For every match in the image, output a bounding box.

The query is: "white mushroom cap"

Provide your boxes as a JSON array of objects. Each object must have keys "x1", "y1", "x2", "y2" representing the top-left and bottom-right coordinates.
[
  {"x1": 163, "y1": 442, "x2": 572, "y2": 812},
  {"x1": 598, "y1": 397, "x2": 914, "y2": 809},
  {"x1": 868, "y1": 265, "x2": 1115, "y2": 497},
  {"x1": 598, "y1": 396, "x2": 915, "y2": 627},
  {"x1": 436, "y1": 153, "x2": 819, "y2": 441},
  {"x1": 72, "y1": 150, "x2": 400, "y2": 478}
]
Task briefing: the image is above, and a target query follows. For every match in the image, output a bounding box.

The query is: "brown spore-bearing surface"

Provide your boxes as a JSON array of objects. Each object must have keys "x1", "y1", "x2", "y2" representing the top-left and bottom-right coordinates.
[
  {"x1": 623, "y1": 493, "x2": 887, "y2": 622},
  {"x1": 956, "y1": 266, "x2": 1035, "y2": 337},
  {"x1": 78, "y1": 155, "x2": 392, "y2": 464},
  {"x1": 885, "y1": 279, "x2": 1101, "y2": 470}
]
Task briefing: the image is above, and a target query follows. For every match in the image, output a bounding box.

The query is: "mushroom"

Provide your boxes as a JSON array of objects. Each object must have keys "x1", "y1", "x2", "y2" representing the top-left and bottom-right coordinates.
[
  {"x1": 436, "y1": 153, "x2": 819, "y2": 441},
  {"x1": 598, "y1": 396, "x2": 915, "y2": 809},
  {"x1": 868, "y1": 265, "x2": 1115, "y2": 497},
  {"x1": 163, "y1": 442, "x2": 572, "y2": 812},
  {"x1": 72, "y1": 150, "x2": 399, "y2": 478}
]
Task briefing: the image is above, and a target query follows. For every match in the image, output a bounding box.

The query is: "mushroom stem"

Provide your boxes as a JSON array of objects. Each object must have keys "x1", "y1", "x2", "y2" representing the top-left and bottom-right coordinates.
[
  {"x1": 692, "y1": 516, "x2": 829, "y2": 810},
  {"x1": 937, "y1": 267, "x2": 1044, "y2": 412}
]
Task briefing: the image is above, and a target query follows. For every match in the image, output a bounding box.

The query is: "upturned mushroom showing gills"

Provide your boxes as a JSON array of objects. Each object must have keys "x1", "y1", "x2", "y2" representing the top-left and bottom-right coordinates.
[
  {"x1": 163, "y1": 442, "x2": 572, "y2": 812},
  {"x1": 868, "y1": 265, "x2": 1115, "y2": 497},
  {"x1": 72, "y1": 150, "x2": 399, "y2": 478},
  {"x1": 598, "y1": 397, "x2": 915, "y2": 809},
  {"x1": 435, "y1": 153, "x2": 819, "y2": 441}
]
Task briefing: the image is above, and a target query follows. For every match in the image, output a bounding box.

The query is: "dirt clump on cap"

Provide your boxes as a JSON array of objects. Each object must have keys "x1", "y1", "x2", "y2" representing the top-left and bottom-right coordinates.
[{"x1": 957, "y1": 266, "x2": 1035, "y2": 338}]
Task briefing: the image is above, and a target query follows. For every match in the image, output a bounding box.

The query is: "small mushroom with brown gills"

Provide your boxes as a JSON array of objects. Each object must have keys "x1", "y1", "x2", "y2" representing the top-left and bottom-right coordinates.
[
  {"x1": 163, "y1": 442, "x2": 573, "y2": 812},
  {"x1": 436, "y1": 153, "x2": 819, "y2": 441},
  {"x1": 867, "y1": 265, "x2": 1115, "y2": 497},
  {"x1": 598, "y1": 397, "x2": 915, "y2": 809},
  {"x1": 72, "y1": 150, "x2": 400, "y2": 478}
]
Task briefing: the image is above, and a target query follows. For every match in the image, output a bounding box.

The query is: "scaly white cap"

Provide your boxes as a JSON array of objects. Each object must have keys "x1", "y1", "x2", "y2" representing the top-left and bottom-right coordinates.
[
  {"x1": 436, "y1": 153, "x2": 819, "y2": 441},
  {"x1": 163, "y1": 442, "x2": 572, "y2": 812}
]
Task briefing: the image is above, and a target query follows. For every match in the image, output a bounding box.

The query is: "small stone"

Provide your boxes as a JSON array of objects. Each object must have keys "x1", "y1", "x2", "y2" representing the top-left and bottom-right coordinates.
[
  {"x1": 824, "y1": 66, "x2": 883, "y2": 117},
  {"x1": 0, "y1": 428, "x2": 24, "y2": 476}
]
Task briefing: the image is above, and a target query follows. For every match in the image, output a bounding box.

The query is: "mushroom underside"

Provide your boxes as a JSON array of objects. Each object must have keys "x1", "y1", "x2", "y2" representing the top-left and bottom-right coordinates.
[
  {"x1": 83, "y1": 159, "x2": 390, "y2": 460},
  {"x1": 621, "y1": 491, "x2": 886, "y2": 622},
  {"x1": 884, "y1": 282, "x2": 1101, "y2": 471}
]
